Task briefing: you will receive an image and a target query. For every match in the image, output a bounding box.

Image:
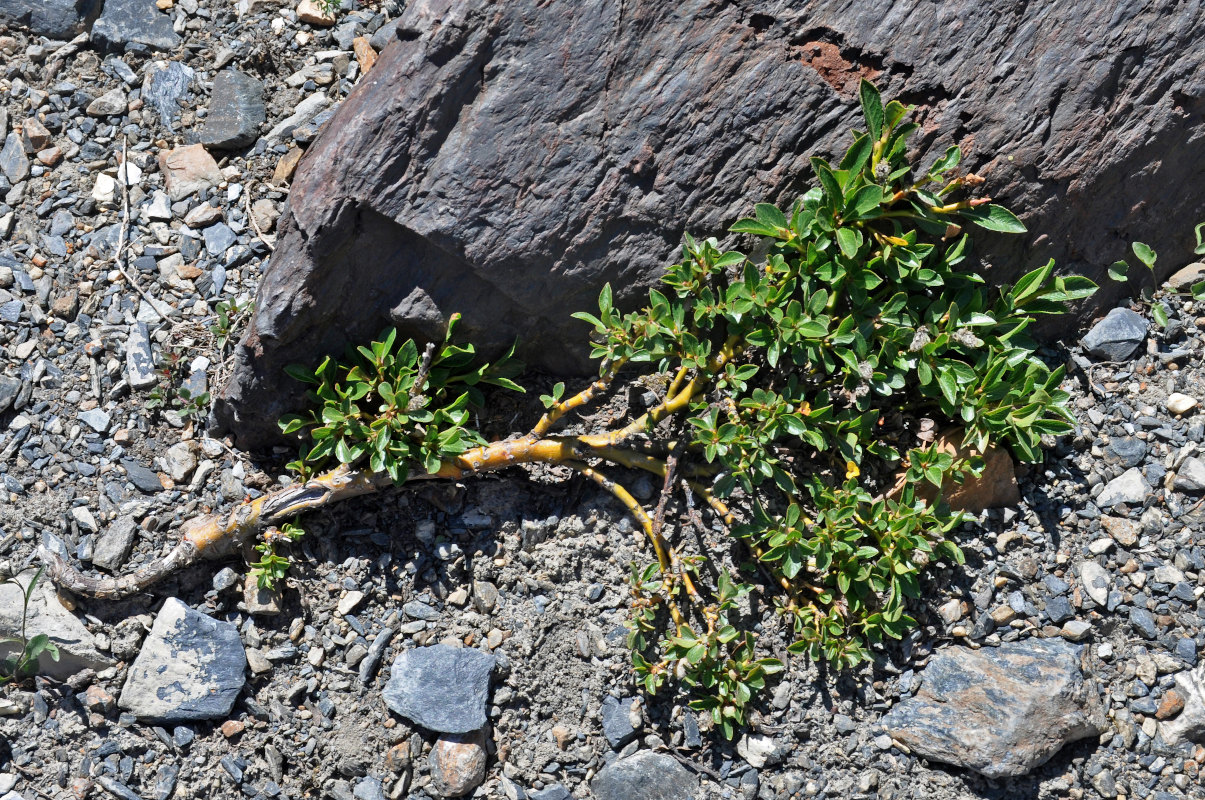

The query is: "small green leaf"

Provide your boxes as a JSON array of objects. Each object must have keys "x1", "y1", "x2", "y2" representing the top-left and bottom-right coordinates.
[
  {"x1": 859, "y1": 79, "x2": 884, "y2": 142},
  {"x1": 1132, "y1": 241, "x2": 1157, "y2": 269},
  {"x1": 963, "y1": 204, "x2": 1027, "y2": 234},
  {"x1": 1107, "y1": 260, "x2": 1129, "y2": 282},
  {"x1": 754, "y1": 203, "x2": 789, "y2": 231},
  {"x1": 1152, "y1": 304, "x2": 1169, "y2": 329},
  {"x1": 835, "y1": 227, "x2": 862, "y2": 259}
]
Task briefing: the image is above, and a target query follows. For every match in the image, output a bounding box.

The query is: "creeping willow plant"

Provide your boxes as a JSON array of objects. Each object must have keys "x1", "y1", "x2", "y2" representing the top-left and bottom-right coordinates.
[{"x1": 45, "y1": 81, "x2": 1096, "y2": 739}]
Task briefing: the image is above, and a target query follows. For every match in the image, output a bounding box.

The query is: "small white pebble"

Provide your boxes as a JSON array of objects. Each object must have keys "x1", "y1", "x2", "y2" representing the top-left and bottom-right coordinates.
[{"x1": 1167, "y1": 392, "x2": 1198, "y2": 416}]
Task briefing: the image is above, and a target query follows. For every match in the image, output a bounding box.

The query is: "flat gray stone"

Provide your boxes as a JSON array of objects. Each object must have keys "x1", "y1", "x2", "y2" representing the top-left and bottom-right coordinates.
[
  {"x1": 0, "y1": 132, "x2": 28, "y2": 184},
  {"x1": 203, "y1": 222, "x2": 238, "y2": 257},
  {"x1": 142, "y1": 60, "x2": 195, "y2": 131},
  {"x1": 1078, "y1": 560, "x2": 1111, "y2": 606},
  {"x1": 382, "y1": 645, "x2": 494, "y2": 733},
  {"x1": 121, "y1": 459, "x2": 163, "y2": 494},
  {"x1": 0, "y1": 375, "x2": 20, "y2": 413},
  {"x1": 1096, "y1": 467, "x2": 1150, "y2": 508},
  {"x1": 118, "y1": 597, "x2": 246, "y2": 722},
  {"x1": 882, "y1": 639, "x2": 1106, "y2": 778},
  {"x1": 78, "y1": 407, "x2": 110, "y2": 433},
  {"x1": 1080, "y1": 307, "x2": 1149, "y2": 361},
  {"x1": 92, "y1": 0, "x2": 181, "y2": 53},
  {"x1": 0, "y1": 568, "x2": 114, "y2": 679},
  {"x1": 0, "y1": 0, "x2": 101, "y2": 39},
  {"x1": 198, "y1": 70, "x2": 265, "y2": 149},
  {"x1": 126, "y1": 321, "x2": 156, "y2": 388},
  {"x1": 591, "y1": 751, "x2": 698, "y2": 800},
  {"x1": 1174, "y1": 456, "x2": 1205, "y2": 493},
  {"x1": 601, "y1": 695, "x2": 639, "y2": 749},
  {"x1": 86, "y1": 87, "x2": 128, "y2": 117},
  {"x1": 91, "y1": 516, "x2": 139, "y2": 572}
]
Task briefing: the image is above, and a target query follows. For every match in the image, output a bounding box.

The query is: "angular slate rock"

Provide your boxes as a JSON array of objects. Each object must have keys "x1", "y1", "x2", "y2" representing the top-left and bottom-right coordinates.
[
  {"x1": 119, "y1": 597, "x2": 247, "y2": 721},
  {"x1": 121, "y1": 459, "x2": 163, "y2": 493},
  {"x1": 1096, "y1": 467, "x2": 1151, "y2": 509},
  {"x1": 0, "y1": 132, "x2": 29, "y2": 184},
  {"x1": 198, "y1": 70, "x2": 266, "y2": 149},
  {"x1": 382, "y1": 644, "x2": 494, "y2": 733},
  {"x1": 216, "y1": 0, "x2": 1205, "y2": 447},
  {"x1": 91, "y1": 516, "x2": 139, "y2": 572},
  {"x1": 600, "y1": 695, "x2": 639, "y2": 749},
  {"x1": 1173, "y1": 456, "x2": 1205, "y2": 493},
  {"x1": 590, "y1": 751, "x2": 698, "y2": 800},
  {"x1": 142, "y1": 60, "x2": 196, "y2": 131},
  {"x1": 882, "y1": 638, "x2": 1106, "y2": 778},
  {"x1": 0, "y1": 0, "x2": 100, "y2": 39},
  {"x1": 1080, "y1": 307, "x2": 1149, "y2": 361},
  {"x1": 92, "y1": 0, "x2": 181, "y2": 53},
  {"x1": 0, "y1": 374, "x2": 19, "y2": 413},
  {"x1": 203, "y1": 222, "x2": 238, "y2": 257},
  {"x1": 0, "y1": 568, "x2": 114, "y2": 679},
  {"x1": 126, "y1": 320, "x2": 157, "y2": 388}
]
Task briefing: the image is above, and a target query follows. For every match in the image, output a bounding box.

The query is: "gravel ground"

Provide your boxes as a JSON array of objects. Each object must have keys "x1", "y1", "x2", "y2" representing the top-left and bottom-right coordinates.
[{"x1": 3, "y1": 3, "x2": 1205, "y2": 800}]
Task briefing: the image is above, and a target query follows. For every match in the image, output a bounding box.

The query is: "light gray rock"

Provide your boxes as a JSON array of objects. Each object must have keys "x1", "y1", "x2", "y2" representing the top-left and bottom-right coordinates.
[
  {"x1": 266, "y1": 92, "x2": 330, "y2": 141},
  {"x1": 0, "y1": 568, "x2": 114, "y2": 679},
  {"x1": 163, "y1": 441, "x2": 197, "y2": 482},
  {"x1": 882, "y1": 639, "x2": 1106, "y2": 778},
  {"x1": 91, "y1": 516, "x2": 139, "y2": 572},
  {"x1": 142, "y1": 60, "x2": 195, "y2": 131},
  {"x1": 0, "y1": 132, "x2": 28, "y2": 184},
  {"x1": 86, "y1": 87, "x2": 128, "y2": 117},
  {"x1": 1173, "y1": 456, "x2": 1205, "y2": 493},
  {"x1": 590, "y1": 751, "x2": 698, "y2": 800},
  {"x1": 78, "y1": 407, "x2": 110, "y2": 433},
  {"x1": 1080, "y1": 307, "x2": 1149, "y2": 361},
  {"x1": 382, "y1": 645, "x2": 494, "y2": 733},
  {"x1": 1162, "y1": 663, "x2": 1205, "y2": 745},
  {"x1": 1095, "y1": 467, "x2": 1151, "y2": 508},
  {"x1": 119, "y1": 597, "x2": 246, "y2": 721},
  {"x1": 126, "y1": 321, "x2": 157, "y2": 389},
  {"x1": 1078, "y1": 560, "x2": 1111, "y2": 606}
]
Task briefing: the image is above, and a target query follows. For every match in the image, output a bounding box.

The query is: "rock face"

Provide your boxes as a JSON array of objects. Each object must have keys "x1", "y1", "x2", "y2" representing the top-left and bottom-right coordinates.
[
  {"x1": 0, "y1": 0, "x2": 100, "y2": 39},
  {"x1": 382, "y1": 644, "x2": 494, "y2": 733},
  {"x1": 118, "y1": 597, "x2": 247, "y2": 722},
  {"x1": 882, "y1": 638, "x2": 1106, "y2": 778},
  {"x1": 217, "y1": 0, "x2": 1205, "y2": 446}
]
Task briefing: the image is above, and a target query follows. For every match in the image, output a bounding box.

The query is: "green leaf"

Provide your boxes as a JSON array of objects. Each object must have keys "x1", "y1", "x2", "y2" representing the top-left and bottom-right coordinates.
[
  {"x1": 1152, "y1": 303, "x2": 1169, "y2": 329},
  {"x1": 848, "y1": 185, "x2": 884, "y2": 218},
  {"x1": 963, "y1": 204, "x2": 1027, "y2": 234},
  {"x1": 835, "y1": 227, "x2": 862, "y2": 259},
  {"x1": 859, "y1": 79, "x2": 884, "y2": 142},
  {"x1": 1107, "y1": 260, "x2": 1129, "y2": 282},
  {"x1": 754, "y1": 203, "x2": 789, "y2": 231},
  {"x1": 1131, "y1": 241, "x2": 1156, "y2": 269},
  {"x1": 284, "y1": 364, "x2": 319, "y2": 384},
  {"x1": 1191, "y1": 280, "x2": 1205, "y2": 301},
  {"x1": 1195, "y1": 221, "x2": 1205, "y2": 256},
  {"x1": 730, "y1": 219, "x2": 781, "y2": 237}
]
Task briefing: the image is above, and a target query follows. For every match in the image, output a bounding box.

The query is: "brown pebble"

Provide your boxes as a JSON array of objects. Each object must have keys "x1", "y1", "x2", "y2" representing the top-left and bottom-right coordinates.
[
  {"x1": 272, "y1": 147, "x2": 305, "y2": 185},
  {"x1": 221, "y1": 719, "x2": 246, "y2": 738},
  {"x1": 353, "y1": 36, "x2": 378, "y2": 74},
  {"x1": 1156, "y1": 690, "x2": 1185, "y2": 720},
  {"x1": 551, "y1": 724, "x2": 573, "y2": 750},
  {"x1": 83, "y1": 685, "x2": 115, "y2": 714},
  {"x1": 429, "y1": 729, "x2": 488, "y2": 797},
  {"x1": 385, "y1": 741, "x2": 410, "y2": 772}
]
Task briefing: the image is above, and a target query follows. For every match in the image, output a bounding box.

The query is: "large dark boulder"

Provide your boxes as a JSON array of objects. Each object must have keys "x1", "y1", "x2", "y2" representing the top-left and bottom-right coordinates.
[
  {"x1": 0, "y1": 0, "x2": 101, "y2": 39},
  {"x1": 217, "y1": 0, "x2": 1205, "y2": 447}
]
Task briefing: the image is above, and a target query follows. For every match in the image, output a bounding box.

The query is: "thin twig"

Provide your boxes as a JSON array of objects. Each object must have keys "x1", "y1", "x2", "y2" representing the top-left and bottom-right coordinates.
[
  {"x1": 244, "y1": 180, "x2": 275, "y2": 250},
  {"x1": 408, "y1": 341, "x2": 437, "y2": 411},
  {"x1": 112, "y1": 136, "x2": 171, "y2": 325}
]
